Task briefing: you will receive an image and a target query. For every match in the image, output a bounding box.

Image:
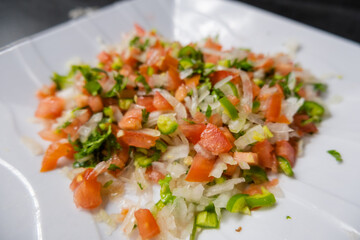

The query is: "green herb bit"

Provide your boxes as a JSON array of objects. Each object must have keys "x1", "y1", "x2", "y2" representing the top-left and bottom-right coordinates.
[
  {"x1": 300, "y1": 101, "x2": 325, "y2": 123},
  {"x1": 52, "y1": 72, "x2": 73, "y2": 90},
  {"x1": 212, "y1": 88, "x2": 225, "y2": 99},
  {"x1": 313, "y1": 83, "x2": 327, "y2": 93},
  {"x1": 135, "y1": 75, "x2": 151, "y2": 93},
  {"x1": 147, "y1": 66, "x2": 154, "y2": 76},
  {"x1": 252, "y1": 100, "x2": 260, "y2": 113},
  {"x1": 157, "y1": 114, "x2": 178, "y2": 135},
  {"x1": 155, "y1": 140, "x2": 168, "y2": 153},
  {"x1": 158, "y1": 174, "x2": 175, "y2": 206},
  {"x1": 134, "y1": 152, "x2": 153, "y2": 167},
  {"x1": 178, "y1": 46, "x2": 203, "y2": 61},
  {"x1": 277, "y1": 156, "x2": 294, "y2": 177},
  {"x1": 104, "y1": 74, "x2": 127, "y2": 98},
  {"x1": 286, "y1": 216, "x2": 292, "y2": 220},
  {"x1": 137, "y1": 182, "x2": 144, "y2": 190},
  {"x1": 243, "y1": 166, "x2": 268, "y2": 184},
  {"x1": 205, "y1": 105, "x2": 212, "y2": 118},
  {"x1": 231, "y1": 58, "x2": 253, "y2": 72},
  {"x1": 179, "y1": 58, "x2": 194, "y2": 70},
  {"x1": 226, "y1": 194, "x2": 250, "y2": 214},
  {"x1": 226, "y1": 82, "x2": 239, "y2": 98},
  {"x1": 108, "y1": 164, "x2": 121, "y2": 171},
  {"x1": 327, "y1": 150, "x2": 343, "y2": 163},
  {"x1": 103, "y1": 180, "x2": 113, "y2": 188},
  {"x1": 119, "y1": 98, "x2": 134, "y2": 110},
  {"x1": 103, "y1": 107, "x2": 114, "y2": 122},
  {"x1": 253, "y1": 78, "x2": 265, "y2": 87},
  {"x1": 129, "y1": 36, "x2": 140, "y2": 46},
  {"x1": 141, "y1": 109, "x2": 150, "y2": 125},
  {"x1": 245, "y1": 187, "x2": 276, "y2": 209},
  {"x1": 183, "y1": 118, "x2": 196, "y2": 124},
  {"x1": 195, "y1": 211, "x2": 219, "y2": 229}
]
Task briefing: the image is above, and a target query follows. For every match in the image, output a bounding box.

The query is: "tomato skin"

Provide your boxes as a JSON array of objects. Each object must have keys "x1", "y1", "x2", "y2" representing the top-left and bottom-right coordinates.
[
  {"x1": 153, "y1": 91, "x2": 173, "y2": 110},
  {"x1": 251, "y1": 139, "x2": 277, "y2": 170},
  {"x1": 121, "y1": 131, "x2": 158, "y2": 149},
  {"x1": 185, "y1": 153, "x2": 216, "y2": 182},
  {"x1": 88, "y1": 95, "x2": 104, "y2": 113},
  {"x1": 293, "y1": 114, "x2": 318, "y2": 134},
  {"x1": 219, "y1": 127, "x2": 235, "y2": 145},
  {"x1": 198, "y1": 123, "x2": 233, "y2": 155},
  {"x1": 275, "y1": 140, "x2": 296, "y2": 166},
  {"x1": 145, "y1": 166, "x2": 165, "y2": 183},
  {"x1": 38, "y1": 128, "x2": 67, "y2": 142},
  {"x1": 118, "y1": 108, "x2": 143, "y2": 130},
  {"x1": 71, "y1": 169, "x2": 102, "y2": 209},
  {"x1": 184, "y1": 74, "x2": 200, "y2": 88},
  {"x1": 40, "y1": 142, "x2": 74, "y2": 172},
  {"x1": 175, "y1": 84, "x2": 188, "y2": 102},
  {"x1": 166, "y1": 67, "x2": 182, "y2": 91},
  {"x1": 137, "y1": 96, "x2": 156, "y2": 112},
  {"x1": 179, "y1": 123, "x2": 206, "y2": 145},
  {"x1": 159, "y1": 53, "x2": 178, "y2": 71},
  {"x1": 134, "y1": 209, "x2": 160, "y2": 239},
  {"x1": 35, "y1": 96, "x2": 64, "y2": 119},
  {"x1": 266, "y1": 92, "x2": 283, "y2": 122}
]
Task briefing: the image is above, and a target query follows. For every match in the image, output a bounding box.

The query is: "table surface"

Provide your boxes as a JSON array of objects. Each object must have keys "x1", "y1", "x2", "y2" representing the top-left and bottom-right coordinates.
[{"x1": 0, "y1": 0, "x2": 359, "y2": 48}]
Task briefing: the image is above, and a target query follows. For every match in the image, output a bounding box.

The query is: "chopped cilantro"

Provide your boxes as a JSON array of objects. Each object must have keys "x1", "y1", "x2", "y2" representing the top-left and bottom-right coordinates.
[
  {"x1": 313, "y1": 83, "x2": 327, "y2": 93},
  {"x1": 104, "y1": 74, "x2": 127, "y2": 98},
  {"x1": 183, "y1": 118, "x2": 196, "y2": 124},
  {"x1": 205, "y1": 105, "x2": 212, "y2": 118},
  {"x1": 108, "y1": 164, "x2": 121, "y2": 171},
  {"x1": 327, "y1": 150, "x2": 343, "y2": 163},
  {"x1": 129, "y1": 36, "x2": 140, "y2": 46},
  {"x1": 135, "y1": 75, "x2": 151, "y2": 93},
  {"x1": 286, "y1": 216, "x2": 292, "y2": 220},
  {"x1": 137, "y1": 182, "x2": 144, "y2": 190},
  {"x1": 141, "y1": 109, "x2": 150, "y2": 125}
]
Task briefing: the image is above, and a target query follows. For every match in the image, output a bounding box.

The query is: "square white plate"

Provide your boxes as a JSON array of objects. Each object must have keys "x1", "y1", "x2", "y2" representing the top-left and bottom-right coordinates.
[{"x1": 0, "y1": 0, "x2": 359, "y2": 239}]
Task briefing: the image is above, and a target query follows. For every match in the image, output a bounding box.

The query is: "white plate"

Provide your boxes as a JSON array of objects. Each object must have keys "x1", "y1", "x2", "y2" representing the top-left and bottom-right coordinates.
[{"x1": 1, "y1": 0, "x2": 360, "y2": 239}]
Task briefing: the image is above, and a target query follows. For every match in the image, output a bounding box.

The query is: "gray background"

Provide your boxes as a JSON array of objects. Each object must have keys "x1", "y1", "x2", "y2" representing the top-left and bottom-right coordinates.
[{"x1": 0, "y1": 0, "x2": 359, "y2": 48}]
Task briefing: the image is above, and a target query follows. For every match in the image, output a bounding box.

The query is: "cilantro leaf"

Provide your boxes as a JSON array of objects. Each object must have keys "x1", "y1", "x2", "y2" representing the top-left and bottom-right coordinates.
[
  {"x1": 135, "y1": 75, "x2": 151, "y2": 93},
  {"x1": 327, "y1": 150, "x2": 343, "y2": 163},
  {"x1": 205, "y1": 105, "x2": 212, "y2": 118},
  {"x1": 141, "y1": 109, "x2": 150, "y2": 125},
  {"x1": 108, "y1": 164, "x2": 121, "y2": 171}
]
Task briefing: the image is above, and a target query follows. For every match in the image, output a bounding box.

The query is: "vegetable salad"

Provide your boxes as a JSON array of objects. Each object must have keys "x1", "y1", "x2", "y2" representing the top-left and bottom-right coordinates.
[{"x1": 34, "y1": 24, "x2": 326, "y2": 239}]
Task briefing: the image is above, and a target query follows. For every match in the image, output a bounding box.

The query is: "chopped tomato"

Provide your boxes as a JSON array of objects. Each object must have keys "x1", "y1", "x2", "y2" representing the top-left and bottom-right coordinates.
[
  {"x1": 153, "y1": 91, "x2": 173, "y2": 110},
  {"x1": 227, "y1": 95, "x2": 240, "y2": 106},
  {"x1": 255, "y1": 58, "x2": 274, "y2": 71},
  {"x1": 275, "y1": 140, "x2": 296, "y2": 166},
  {"x1": 219, "y1": 127, "x2": 235, "y2": 145},
  {"x1": 38, "y1": 128, "x2": 67, "y2": 142},
  {"x1": 145, "y1": 166, "x2": 165, "y2": 183},
  {"x1": 75, "y1": 95, "x2": 89, "y2": 108},
  {"x1": 275, "y1": 63, "x2": 293, "y2": 76},
  {"x1": 118, "y1": 108, "x2": 143, "y2": 130},
  {"x1": 88, "y1": 95, "x2": 104, "y2": 113},
  {"x1": 204, "y1": 38, "x2": 222, "y2": 51},
  {"x1": 243, "y1": 179, "x2": 279, "y2": 196},
  {"x1": 63, "y1": 109, "x2": 92, "y2": 139},
  {"x1": 134, "y1": 209, "x2": 160, "y2": 239},
  {"x1": 146, "y1": 48, "x2": 164, "y2": 66},
  {"x1": 209, "y1": 70, "x2": 240, "y2": 85},
  {"x1": 193, "y1": 112, "x2": 206, "y2": 124},
  {"x1": 35, "y1": 96, "x2": 64, "y2": 119},
  {"x1": 251, "y1": 81, "x2": 261, "y2": 100},
  {"x1": 121, "y1": 130, "x2": 158, "y2": 149},
  {"x1": 179, "y1": 123, "x2": 206, "y2": 144},
  {"x1": 276, "y1": 115, "x2": 290, "y2": 124},
  {"x1": 36, "y1": 84, "x2": 56, "y2": 99},
  {"x1": 251, "y1": 140, "x2": 277, "y2": 170},
  {"x1": 40, "y1": 141, "x2": 74, "y2": 172},
  {"x1": 224, "y1": 164, "x2": 237, "y2": 177},
  {"x1": 166, "y1": 67, "x2": 182, "y2": 91},
  {"x1": 185, "y1": 153, "x2": 215, "y2": 182},
  {"x1": 71, "y1": 169, "x2": 102, "y2": 209},
  {"x1": 266, "y1": 92, "x2": 283, "y2": 122},
  {"x1": 208, "y1": 113, "x2": 223, "y2": 126},
  {"x1": 184, "y1": 74, "x2": 200, "y2": 88},
  {"x1": 134, "y1": 23, "x2": 146, "y2": 37},
  {"x1": 234, "y1": 152, "x2": 259, "y2": 165},
  {"x1": 175, "y1": 84, "x2": 188, "y2": 102},
  {"x1": 292, "y1": 114, "x2": 318, "y2": 134},
  {"x1": 198, "y1": 123, "x2": 232, "y2": 155},
  {"x1": 159, "y1": 53, "x2": 178, "y2": 71},
  {"x1": 137, "y1": 96, "x2": 156, "y2": 112},
  {"x1": 97, "y1": 51, "x2": 112, "y2": 64}
]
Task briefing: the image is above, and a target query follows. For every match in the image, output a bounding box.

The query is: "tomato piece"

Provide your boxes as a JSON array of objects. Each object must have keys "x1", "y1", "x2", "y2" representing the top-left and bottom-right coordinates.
[
  {"x1": 121, "y1": 130, "x2": 158, "y2": 149},
  {"x1": 204, "y1": 38, "x2": 222, "y2": 51},
  {"x1": 251, "y1": 81, "x2": 261, "y2": 100},
  {"x1": 137, "y1": 96, "x2": 156, "y2": 112},
  {"x1": 97, "y1": 51, "x2": 112, "y2": 64},
  {"x1": 40, "y1": 142, "x2": 74, "y2": 172},
  {"x1": 38, "y1": 128, "x2": 67, "y2": 142},
  {"x1": 75, "y1": 95, "x2": 89, "y2": 108},
  {"x1": 198, "y1": 123, "x2": 232, "y2": 155},
  {"x1": 72, "y1": 169, "x2": 102, "y2": 209},
  {"x1": 88, "y1": 95, "x2": 104, "y2": 113},
  {"x1": 118, "y1": 108, "x2": 143, "y2": 130},
  {"x1": 219, "y1": 127, "x2": 235, "y2": 145},
  {"x1": 145, "y1": 166, "x2": 165, "y2": 183},
  {"x1": 134, "y1": 23, "x2": 146, "y2": 37},
  {"x1": 275, "y1": 63, "x2": 293, "y2": 76},
  {"x1": 63, "y1": 109, "x2": 92, "y2": 139},
  {"x1": 184, "y1": 74, "x2": 200, "y2": 88},
  {"x1": 134, "y1": 209, "x2": 160, "y2": 239},
  {"x1": 251, "y1": 140, "x2": 277, "y2": 170},
  {"x1": 185, "y1": 153, "x2": 216, "y2": 182},
  {"x1": 35, "y1": 96, "x2": 64, "y2": 119},
  {"x1": 234, "y1": 152, "x2": 259, "y2": 165},
  {"x1": 223, "y1": 164, "x2": 237, "y2": 177},
  {"x1": 266, "y1": 92, "x2": 283, "y2": 122},
  {"x1": 292, "y1": 114, "x2": 318, "y2": 134},
  {"x1": 36, "y1": 84, "x2": 56, "y2": 99},
  {"x1": 255, "y1": 58, "x2": 274, "y2": 71},
  {"x1": 159, "y1": 53, "x2": 179, "y2": 71},
  {"x1": 179, "y1": 123, "x2": 206, "y2": 144},
  {"x1": 153, "y1": 91, "x2": 173, "y2": 110},
  {"x1": 193, "y1": 112, "x2": 206, "y2": 124},
  {"x1": 276, "y1": 115, "x2": 290, "y2": 124},
  {"x1": 227, "y1": 95, "x2": 240, "y2": 106},
  {"x1": 208, "y1": 113, "x2": 223, "y2": 126},
  {"x1": 175, "y1": 84, "x2": 188, "y2": 102},
  {"x1": 275, "y1": 140, "x2": 296, "y2": 167},
  {"x1": 166, "y1": 67, "x2": 182, "y2": 91},
  {"x1": 209, "y1": 71, "x2": 240, "y2": 85}
]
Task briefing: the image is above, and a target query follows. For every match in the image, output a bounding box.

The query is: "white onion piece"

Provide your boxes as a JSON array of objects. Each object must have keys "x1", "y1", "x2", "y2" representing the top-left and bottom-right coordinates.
[
  {"x1": 282, "y1": 97, "x2": 304, "y2": 122},
  {"x1": 151, "y1": 73, "x2": 167, "y2": 87},
  {"x1": 162, "y1": 144, "x2": 190, "y2": 162},
  {"x1": 238, "y1": 161, "x2": 250, "y2": 170},
  {"x1": 247, "y1": 113, "x2": 265, "y2": 125},
  {"x1": 110, "y1": 105, "x2": 123, "y2": 122},
  {"x1": 234, "y1": 125, "x2": 265, "y2": 149},
  {"x1": 144, "y1": 111, "x2": 165, "y2": 128},
  {"x1": 78, "y1": 112, "x2": 103, "y2": 142},
  {"x1": 166, "y1": 162, "x2": 187, "y2": 178},
  {"x1": 134, "y1": 128, "x2": 161, "y2": 137},
  {"x1": 205, "y1": 178, "x2": 245, "y2": 197},
  {"x1": 268, "y1": 184, "x2": 285, "y2": 198},
  {"x1": 78, "y1": 126, "x2": 92, "y2": 143},
  {"x1": 101, "y1": 77, "x2": 116, "y2": 93},
  {"x1": 213, "y1": 192, "x2": 233, "y2": 210},
  {"x1": 173, "y1": 184, "x2": 204, "y2": 203},
  {"x1": 200, "y1": 47, "x2": 225, "y2": 57},
  {"x1": 180, "y1": 68, "x2": 193, "y2": 79},
  {"x1": 266, "y1": 122, "x2": 293, "y2": 142},
  {"x1": 219, "y1": 153, "x2": 237, "y2": 165},
  {"x1": 214, "y1": 75, "x2": 233, "y2": 89},
  {"x1": 228, "y1": 114, "x2": 246, "y2": 133},
  {"x1": 239, "y1": 70, "x2": 253, "y2": 113},
  {"x1": 158, "y1": 89, "x2": 187, "y2": 120},
  {"x1": 194, "y1": 144, "x2": 215, "y2": 159},
  {"x1": 209, "y1": 159, "x2": 227, "y2": 178},
  {"x1": 151, "y1": 162, "x2": 167, "y2": 175}
]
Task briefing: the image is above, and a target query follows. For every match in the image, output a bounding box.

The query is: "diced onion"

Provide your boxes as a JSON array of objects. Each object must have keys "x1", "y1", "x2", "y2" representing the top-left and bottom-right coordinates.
[
  {"x1": 209, "y1": 159, "x2": 227, "y2": 178},
  {"x1": 134, "y1": 128, "x2": 161, "y2": 137},
  {"x1": 166, "y1": 162, "x2": 187, "y2": 178},
  {"x1": 194, "y1": 144, "x2": 215, "y2": 159},
  {"x1": 214, "y1": 75, "x2": 233, "y2": 89},
  {"x1": 204, "y1": 178, "x2": 245, "y2": 197},
  {"x1": 162, "y1": 144, "x2": 190, "y2": 162},
  {"x1": 173, "y1": 184, "x2": 204, "y2": 203}
]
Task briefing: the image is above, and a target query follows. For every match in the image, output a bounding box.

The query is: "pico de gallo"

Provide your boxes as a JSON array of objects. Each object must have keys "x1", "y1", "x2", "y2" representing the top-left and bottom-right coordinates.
[{"x1": 34, "y1": 24, "x2": 326, "y2": 239}]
